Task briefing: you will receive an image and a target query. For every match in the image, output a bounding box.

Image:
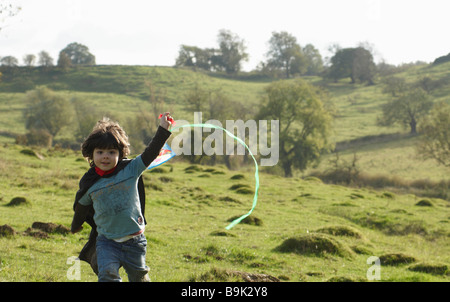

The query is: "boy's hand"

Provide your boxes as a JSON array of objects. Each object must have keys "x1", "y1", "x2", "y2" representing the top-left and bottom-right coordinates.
[
  {"x1": 71, "y1": 226, "x2": 83, "y2": 234},
  {"x1": 159, "y1": 112, "x2": 174, "y2": 130}
]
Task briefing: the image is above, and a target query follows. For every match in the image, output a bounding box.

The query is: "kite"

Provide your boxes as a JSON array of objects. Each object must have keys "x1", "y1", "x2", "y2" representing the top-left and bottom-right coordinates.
[
  {"x1": 147, "y1": 143, "x2": 176, "y2": 170},
  {"x1": 148, "y1": 117, "x2": 259, "y2": 230}
]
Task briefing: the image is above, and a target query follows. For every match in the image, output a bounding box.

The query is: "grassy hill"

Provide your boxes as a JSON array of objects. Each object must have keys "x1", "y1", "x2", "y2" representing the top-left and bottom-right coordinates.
[
  {"x1": 0, "y1": 143, "x2": 448, "y2": 282},
  {"x1": 0, "y1": 63, "x2": 449, "y2": 282}
]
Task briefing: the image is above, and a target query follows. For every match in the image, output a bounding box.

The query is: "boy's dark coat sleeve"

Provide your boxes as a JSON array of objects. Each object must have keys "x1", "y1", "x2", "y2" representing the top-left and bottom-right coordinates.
[{"x1": 141, "y1": 126, "x2": 172, "y2": 166}]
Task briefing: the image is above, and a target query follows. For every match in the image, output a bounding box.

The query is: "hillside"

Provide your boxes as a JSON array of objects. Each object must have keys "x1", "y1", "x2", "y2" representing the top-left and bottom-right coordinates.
[
  {"x1": 1, "y1": 63, "x2": 449, "y2": 183},
  {"x1": 0, "y1": 143, "x2": 449, "y2": 282},
  {"x1": 0, "y1": 63, "x2": 449, "y2": 282}
]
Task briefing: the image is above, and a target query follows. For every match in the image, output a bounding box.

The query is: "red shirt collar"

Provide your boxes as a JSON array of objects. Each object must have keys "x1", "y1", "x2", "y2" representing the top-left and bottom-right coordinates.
[{"x1": 95, "y1": 166, "x2": 116, "y2": 177}]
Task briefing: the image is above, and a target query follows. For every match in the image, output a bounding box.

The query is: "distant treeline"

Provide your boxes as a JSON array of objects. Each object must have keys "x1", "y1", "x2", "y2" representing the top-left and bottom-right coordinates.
[{"x1": 2, "y1": 30, "x2": 446, "y2": 85}]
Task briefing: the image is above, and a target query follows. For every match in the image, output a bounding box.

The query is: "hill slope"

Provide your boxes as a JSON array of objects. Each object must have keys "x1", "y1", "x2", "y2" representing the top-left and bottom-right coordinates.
[{"x1": 0, "y1": 144, "x2": 448, "y2": 281}]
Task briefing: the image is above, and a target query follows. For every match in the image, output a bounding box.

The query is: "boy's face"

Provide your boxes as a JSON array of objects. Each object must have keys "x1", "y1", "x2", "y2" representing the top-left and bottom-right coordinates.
[{"x1": 93, "y1": 148, "x2": 120, "y2": 171}]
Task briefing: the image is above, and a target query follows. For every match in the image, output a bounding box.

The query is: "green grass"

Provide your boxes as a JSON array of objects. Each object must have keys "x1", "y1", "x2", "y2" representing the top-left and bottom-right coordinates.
[
  {"x1": 0, "y1": 63, "x2": 449, "y2": 282},
  {"x1": 0, "y1": 144, "x2": 448, "y2": 282}
]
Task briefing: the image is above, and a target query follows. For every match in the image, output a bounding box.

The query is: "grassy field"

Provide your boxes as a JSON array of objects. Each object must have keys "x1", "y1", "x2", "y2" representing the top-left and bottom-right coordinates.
[
  {"x1": 0, "y1": 143, "x2": 449, "y2": 282},
  {"x1": 0, "y1": 63, "x2": 449, "y2": 282}
]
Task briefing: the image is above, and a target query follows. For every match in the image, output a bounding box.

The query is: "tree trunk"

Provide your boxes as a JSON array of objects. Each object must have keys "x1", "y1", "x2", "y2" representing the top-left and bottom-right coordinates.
[
  {"x1": 283, "y1": 160, "x2": 293, "y2": 177},
  {"x1": 410, "y1": 118, "x2": 417, "y2": 134}
]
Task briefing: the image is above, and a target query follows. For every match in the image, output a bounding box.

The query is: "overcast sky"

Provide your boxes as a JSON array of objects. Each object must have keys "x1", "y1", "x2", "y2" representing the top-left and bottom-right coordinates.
[{"x1": 1, "y1": 0, "x2": 449, "y2": 70}]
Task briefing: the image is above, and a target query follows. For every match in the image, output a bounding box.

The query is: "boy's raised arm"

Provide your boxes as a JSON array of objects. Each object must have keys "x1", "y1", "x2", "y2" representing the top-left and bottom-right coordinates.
[{"x1": 141, "y1": 112, "x2": 173, "y2": 167}]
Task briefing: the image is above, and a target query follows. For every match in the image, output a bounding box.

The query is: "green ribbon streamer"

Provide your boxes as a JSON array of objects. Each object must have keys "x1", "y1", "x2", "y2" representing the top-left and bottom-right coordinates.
[{"x1": 171, "y1": 123, "x2": 259, "y2": 230}]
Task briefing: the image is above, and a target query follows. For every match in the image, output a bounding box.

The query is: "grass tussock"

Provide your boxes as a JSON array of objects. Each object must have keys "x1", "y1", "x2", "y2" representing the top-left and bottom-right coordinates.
[
  {"x1": 227, "y1": 215, "x2": 263, "y2": 226},
  {"x1": 415, "y1": 199, "x2": 433, "y2": 207},
  {"x1": 315, "y1": 225, "x2": 364, "y2": 239},
  {"x1": 274, "y1": 234, "x2": 353, "y2": 258},
  {"x1": 408, "y1": 263, "x2": 449, "y2": 276},
  {"x1": 229, "y1": 183, "x2": 254, "y2": 195},
  {"x1": 379, "y1": 253, "x2": 417, "y2": 266}
]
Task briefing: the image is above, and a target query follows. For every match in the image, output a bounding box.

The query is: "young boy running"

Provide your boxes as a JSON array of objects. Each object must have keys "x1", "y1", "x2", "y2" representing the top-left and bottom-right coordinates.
[{"x1": 71, "y1": 113, "x2": 173, "y2": 282}]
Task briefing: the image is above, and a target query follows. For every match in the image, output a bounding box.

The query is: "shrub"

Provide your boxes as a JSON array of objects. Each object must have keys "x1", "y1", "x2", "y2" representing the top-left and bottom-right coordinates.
[{"x1": 16, "y1": 129, "x2": 53, "y2": 148}]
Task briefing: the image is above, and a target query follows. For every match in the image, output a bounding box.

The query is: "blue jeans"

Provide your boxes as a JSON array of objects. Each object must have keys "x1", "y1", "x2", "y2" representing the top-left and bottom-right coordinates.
[{"x1": 96, "y1": 233, "x2": 150, "y2": 282}]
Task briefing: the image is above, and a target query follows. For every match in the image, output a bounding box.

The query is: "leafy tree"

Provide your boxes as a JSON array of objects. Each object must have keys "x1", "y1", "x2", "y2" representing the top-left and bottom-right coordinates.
[
  {"x1": 417, "y1": 102, "x2": 450, "y2": 167},
  {"x1": 175, "y1": 45, "x2": 218, "y2": 71},
  {"x1": 327, "y1": 47, "x2": 375, "y2": 84},
  {"x1": 382, "y1": 76, "x2": 408, "y2": 97},
  {"x1": 59, "y1": 42, "x2": 96, "y2": 66},
  {"x1": 352, "y1": 47, "x2": 376, "y2": 84},
  {"x1": 23, "y1": 54, "x2": 36, "y2": 66},
  {"x1": 377, "y1": 88, "x2": 433, "y2": 134},
  {"x1": 72, "y1": 96, "x2": 100, "y2": 143},
  {"x1": 57, "y1": 52, "x2": 72, "y2": 71},
  {"x1": 257, "y1": 79, "x2": 333, "y2": 177},
  {"x1": 266, "y1": 31, "x2": 306, "y2": 78},
  {"x1": 0, "y1": 55, "x2": 18, "y2": 66},
  {"x1": 38, "y1": 51, "x2": 54, "y2": 66},
  {"x1": 217, "y1": 29, "x2": 248, "y2": 74},
  {"x1": 303, "y1": 44, "x2": 324, "y2": 75},
  {"x1": 23, "y1": 86, "x2": 73, "y2": 138},
  {"x1": 175, "y1": 30, "x2": 247, "y2": 74}
]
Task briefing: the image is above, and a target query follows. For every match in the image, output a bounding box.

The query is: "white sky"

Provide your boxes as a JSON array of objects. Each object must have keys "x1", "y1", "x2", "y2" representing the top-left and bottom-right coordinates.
[{"x1": 1, "y1": 0, "x2": 449, "y2": 70}]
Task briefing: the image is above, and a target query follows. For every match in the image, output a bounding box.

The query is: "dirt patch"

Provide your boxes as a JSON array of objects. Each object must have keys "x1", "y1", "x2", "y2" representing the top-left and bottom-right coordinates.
[
  {"x1": 31, "y1": 222, "x2": 70, "y2": 235},
  {"x1": 24, "y1": 227, "x2": 49, "y2": 239},
  {"x1": 5, "y1": 197, "x2": 30, "y2": 207},
  {"x1": 0, "y1": 224, "x2": 16, "y2": 237},
  {"x1": 274, "y1": 234, "x2": 353, "y2": 258}
]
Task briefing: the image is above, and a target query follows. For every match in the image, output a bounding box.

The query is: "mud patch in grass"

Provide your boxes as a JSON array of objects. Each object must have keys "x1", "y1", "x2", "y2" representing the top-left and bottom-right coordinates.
[
  {"x1": 5, "y1": 197, "x2": 30, "y2": 207},
  {"x1": 31, "y1": 222, "x2": 70, "y2": 235},
  {"x1": 0, "y1": 224, "x2": 15, "y2": 237}
]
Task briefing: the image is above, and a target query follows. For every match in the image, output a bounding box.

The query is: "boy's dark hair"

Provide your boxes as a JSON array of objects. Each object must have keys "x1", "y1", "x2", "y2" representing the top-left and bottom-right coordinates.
[{"x1": 81, "y1": 117, "x2": 130, "y2": 166}]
